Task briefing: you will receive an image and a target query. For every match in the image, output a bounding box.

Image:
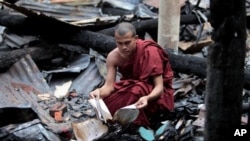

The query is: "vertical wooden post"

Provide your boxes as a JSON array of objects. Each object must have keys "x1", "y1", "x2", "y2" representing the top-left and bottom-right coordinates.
[
  {"x1": 157, "y1": 0, "x2": 180, "y2": 54},
  {"x1": 205, "y1": 0, "x2": 246, "y2": 140}
]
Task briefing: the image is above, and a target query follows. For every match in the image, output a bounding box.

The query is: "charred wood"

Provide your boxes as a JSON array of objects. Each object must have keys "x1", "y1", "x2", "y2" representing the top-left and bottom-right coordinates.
[
  {"x1": 245, "y1": 15, "x2": 250, "y2": 29},
  {"x1": 98, "y1": 13, "x2": 211, "y2": 41},
  {"x1": 166, "y1": 48, "x2": 207, "y2": 78},
  {"x1": 97, "y1": 19, "x2": 157, "y2": 40},
  {"x1": 70, "y1": 30, "x2": 116, "y2": 55},
  {"x1": 0, "y1": 10, "x2": 80, "y2": 42},
  {"x1": 0, "y1": 11, "x2": 116, "y2": 54},
  {"x1": 0, "y1": 11, "x2": 208, "y2": 45},
  {"x1": 205, "y1": 0, "x2": 246, "y2": 140},
  {"x1": 1, "y1": 8, "x2": 250, "y2": 91},
  {"x1": 0, "y1": 46, "x2": 62, "y2": 72},
  {"x1": 101, "y1": 7, "x2": 133, "y2": 16}
]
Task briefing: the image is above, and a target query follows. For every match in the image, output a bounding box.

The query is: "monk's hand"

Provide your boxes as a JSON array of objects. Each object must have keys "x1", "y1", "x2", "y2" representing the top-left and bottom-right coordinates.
[
  {"x1": 135, "y1": 96, "x2": 148, "y2": 109},
  {"x1": 89, "y1": 89, "x2": 100, "y2": 99}
]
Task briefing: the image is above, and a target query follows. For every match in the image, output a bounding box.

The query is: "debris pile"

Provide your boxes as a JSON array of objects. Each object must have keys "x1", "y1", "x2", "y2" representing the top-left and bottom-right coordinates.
[{"x1": 0, "y1": 0, "x2": 249, "y2": 141}]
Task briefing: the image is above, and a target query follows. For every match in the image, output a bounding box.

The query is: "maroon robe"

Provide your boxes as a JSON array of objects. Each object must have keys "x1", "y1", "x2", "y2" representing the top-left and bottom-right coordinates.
[{"x1": 103, "y1": 39, "x2": 174, "y2": 126}]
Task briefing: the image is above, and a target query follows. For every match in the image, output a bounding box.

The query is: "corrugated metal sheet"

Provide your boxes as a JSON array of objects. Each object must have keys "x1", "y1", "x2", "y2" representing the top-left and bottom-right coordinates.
[
  {"x1": 0, "y1": 55, "x2": 64, "y2": 132},
  {"x1": 16, "y1": 0, "x2": 102, "y2": 22},
  {"x1": 0, "y1": 0, "x2": 104, "y2": 49},
  {"x1": 0, "y1": 54, "x2": 56, "y2": 128},
  {"x1": 69, "y1": 58, "x2": 104, "y2": 96},
  {"x1": 0, "y1": 53, "x2": 105, "y2": 133},
  {"x1": 0, "y1": 54, "x2": 51, "y2": 108},
  {"x1": 43, "y1": 53, "x2": 104, "y2": 97},
  {"x1": 43, "y1": 54, "x2": 91, "y2": 74},
  {"x1": 0, "y1": 26, "x2": 5, "y2": 44},
  {"x1": 3, "y1": 31, "x2": 38, "y2": 49}
]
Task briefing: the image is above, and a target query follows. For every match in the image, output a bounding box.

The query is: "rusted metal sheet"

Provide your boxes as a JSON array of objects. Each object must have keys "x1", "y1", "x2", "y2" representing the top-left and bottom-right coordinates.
[
  {"x1": 0, "y1": 53, "x2": 105, "y2": 134},
  {"x1": 0, "y1": 55, "x2": 60, "y2": 128},
  {"x1": 0, "y1": 54, "x2": 73, "y2": 133},
  {"x1": 0, "y1": 54, "x2": 51, "y2": 108}
]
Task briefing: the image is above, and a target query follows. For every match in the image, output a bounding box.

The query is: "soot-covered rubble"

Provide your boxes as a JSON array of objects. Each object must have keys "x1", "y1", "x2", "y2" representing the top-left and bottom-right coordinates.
[{"x1": 0, "y1": 0, "x2": 249, "y2": 141}]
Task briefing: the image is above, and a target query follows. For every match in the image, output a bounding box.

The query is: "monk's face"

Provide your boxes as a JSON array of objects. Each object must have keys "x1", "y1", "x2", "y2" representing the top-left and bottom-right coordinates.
[{"x1": 115, "y1": 31, "x2": 138, "y2": 57}]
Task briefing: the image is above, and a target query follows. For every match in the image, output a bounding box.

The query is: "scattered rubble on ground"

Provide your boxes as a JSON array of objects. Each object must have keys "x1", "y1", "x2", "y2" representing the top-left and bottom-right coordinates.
[{"x1": 0, "y1": 0, "x2": 249, "y2": 141}]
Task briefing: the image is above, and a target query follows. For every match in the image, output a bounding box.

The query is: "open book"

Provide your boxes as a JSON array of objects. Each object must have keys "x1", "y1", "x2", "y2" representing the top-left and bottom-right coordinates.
[
  {"x1": 88, "y1": 98, "x2": 113, "y2": 123},
  {"x1": 88, "y1": 99, "x2": 139, "y2": 124}
]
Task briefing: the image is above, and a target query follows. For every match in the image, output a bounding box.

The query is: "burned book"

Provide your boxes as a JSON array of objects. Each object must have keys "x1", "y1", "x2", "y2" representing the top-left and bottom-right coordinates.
[
  {"x1": 88, "y1": 98, "x2": 113, "y2": 123},
  {"x1": 88, "y1": 99, "x2": 139, "y2": 125}
]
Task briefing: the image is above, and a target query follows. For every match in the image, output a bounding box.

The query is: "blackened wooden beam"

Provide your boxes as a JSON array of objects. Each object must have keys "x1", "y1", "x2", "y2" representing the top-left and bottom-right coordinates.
[
  {"x1": 205, "y1": 0, "x2": 246, "y2": 140},
  {"x1": 2, "y1": 7, "x2": 250, "y2": 92},
  {"x1": 0, "y1": 46, "x2": 62, "y2": 72}
]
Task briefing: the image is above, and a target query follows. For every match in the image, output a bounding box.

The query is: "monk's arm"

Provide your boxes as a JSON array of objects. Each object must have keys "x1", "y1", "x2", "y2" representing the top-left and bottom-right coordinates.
[
  {"x1": 146, "y1": 74, "x2": 164, "y2": 101},
  {"x1": 135, "y1": 74, "x2": 164, "y2": 108},
  {"x1": 98, "y1": 54, "x2": 116, "y2": 98}
]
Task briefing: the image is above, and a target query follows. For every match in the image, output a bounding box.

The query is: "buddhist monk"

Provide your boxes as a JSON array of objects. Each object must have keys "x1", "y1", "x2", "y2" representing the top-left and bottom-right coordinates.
[{"x1": 89, "y1": 22, "x2": 174, "y2": 127}]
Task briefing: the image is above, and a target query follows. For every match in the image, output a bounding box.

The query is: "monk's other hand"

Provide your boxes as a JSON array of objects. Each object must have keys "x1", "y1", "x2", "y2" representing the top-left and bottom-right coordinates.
[
  {"x1": 89, "y1": 89, "x2": 100, "y2": 99},
  {"x1": 135, "y1": 96, "x2": 148, "y2": 109}
]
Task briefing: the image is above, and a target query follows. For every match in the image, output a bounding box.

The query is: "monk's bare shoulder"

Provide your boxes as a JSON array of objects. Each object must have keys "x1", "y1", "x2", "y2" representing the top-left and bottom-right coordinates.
[
  {"x1": 106, "y1": 48, "x2": 120, "y2": 66},
  {"x1": 107, "y1": 48, "x2": 128, "y2": 67}
]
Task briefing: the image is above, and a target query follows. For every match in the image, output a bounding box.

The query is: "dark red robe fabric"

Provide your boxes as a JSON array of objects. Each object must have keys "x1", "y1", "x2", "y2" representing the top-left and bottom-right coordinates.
[{"x1": 103, "y1": 39, "x2": 174, "y2": 126}]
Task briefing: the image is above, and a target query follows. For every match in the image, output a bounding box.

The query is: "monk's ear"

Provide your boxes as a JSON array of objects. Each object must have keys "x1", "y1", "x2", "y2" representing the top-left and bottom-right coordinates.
[{"x1": 134, "y1": 35, "x2": 139, "y2": 39}]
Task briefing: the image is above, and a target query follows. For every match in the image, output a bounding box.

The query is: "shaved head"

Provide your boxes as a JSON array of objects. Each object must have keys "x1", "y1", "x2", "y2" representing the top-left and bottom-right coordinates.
[{"x1": 115, "y1": 22, "x2": 136, "y2": 37}]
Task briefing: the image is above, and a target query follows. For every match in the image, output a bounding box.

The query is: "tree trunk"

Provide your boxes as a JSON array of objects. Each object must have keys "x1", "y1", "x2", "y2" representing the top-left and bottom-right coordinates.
[{"x1": 205, "y1": 0, "x2": 246, "y2": 141}]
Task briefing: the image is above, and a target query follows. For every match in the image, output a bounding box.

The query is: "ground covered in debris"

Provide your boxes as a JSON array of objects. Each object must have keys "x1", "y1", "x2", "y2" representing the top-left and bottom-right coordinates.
[
  {"x1": 93, "y1": 73, "x2": 208, "y2": 141},
  {"x1": 0, "y1": 0, "x2": 250, "y2": 141}
]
